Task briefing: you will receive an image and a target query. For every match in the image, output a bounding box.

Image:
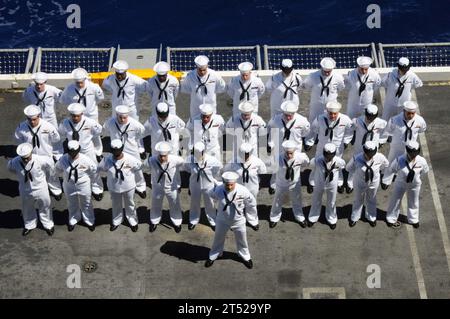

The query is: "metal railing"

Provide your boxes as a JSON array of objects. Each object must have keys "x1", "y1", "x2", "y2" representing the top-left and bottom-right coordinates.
[
  {"x1": 33, "y1": 47, "x2": 116, "y2": 73},
  {"x1": 167, "y1": 45, "x2": 262, "y2": 72},
  {"x1": 263, "y1": 43, "x2": 379, "y2": 70},
  {"x1": 378, "y1": 42, "x2": 450, "y2": 67},
  {"x1": 0, "y1": 48, "x2": 34, "y2": 74}
]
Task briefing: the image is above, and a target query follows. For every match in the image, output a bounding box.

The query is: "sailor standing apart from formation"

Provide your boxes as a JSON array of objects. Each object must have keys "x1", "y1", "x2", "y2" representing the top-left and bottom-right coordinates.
[
  {"x1": 224, "y1": 142, "x2": 266, "y2": 231},
  {"x1": 205, "y1": 171, "x2": 257, "y2": 269},
  {"x1": 147, "y1": 61, "x2": 180, "y2": 115},
  {"x1": 23, "y1": 72, "x2": 62, "y2": 129},
  {"x1": 345, "y1": 56, "x2": 381, "y2": 119},
  {"x1": 102, "y1": 60, "x2": 147, "y2": 120},
  {"x1": 98, "y1": 139, "x2": 142, "y2": 232},
  {"x1": 227, "y1": 62, "x2": 265, "y2": 117},
  {"x1": 180, "y1": 55, "x2": 226, "y2": 119},
  {"x1": 7, "y1": 143, "x2": 56, "y2": 236},
  {"x1": 265, "y1": 59, "x2": 303, "y2": 118},
  {"x1": 55, "y1": 140, "x2": 97, "y2": 232}
]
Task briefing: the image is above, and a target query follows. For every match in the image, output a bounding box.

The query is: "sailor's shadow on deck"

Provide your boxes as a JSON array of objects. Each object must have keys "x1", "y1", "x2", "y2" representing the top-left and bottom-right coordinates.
[
  {"x1": 160, "y1": 241, "x2": 241, "y2": 264},
  {"x1": 0, "y1": 179, "x2": 20, "y2": 197},
  {"x1": 0, "y1": 145, "x2": 17, "y2": 159}
]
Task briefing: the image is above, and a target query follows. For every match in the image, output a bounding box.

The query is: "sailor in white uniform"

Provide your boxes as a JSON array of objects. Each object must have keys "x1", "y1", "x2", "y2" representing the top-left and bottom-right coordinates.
[
  {"x1": 265, "y1": 59, "x2": 303, "y2": 118},
  {"x1": 225, "y1": 101, "x2": 266, "y2": 159},
  {"x1": 183, "y1": 142, "x2": 223, "y2": 230},
  {"x1": 23, "y1": 72, "x2": 62, "y2": 129},
  {"x1": 346, "y1": 141, "x2": 389, "y2": 227},
  {"x1": 204, "y1": 171, "x2": 257, "y2": 269},
  {"x1": 146, "y1": 142, "x2": 185, "y2": 233},
  {"x1": 59, "y1": 103, "x2": 104, "y2": 200},
  {"x1": 187, "y1": 103, "x2": 225, "y2": 163},
  {"x1": 227, "y1": 62, "x2": 265, "y2": 116},
  {"x1": 384, "y1": 101, "x2": 427, "y2": 163},
  {"x1": 98, "y1": 139, "x2": 142, "y2": 232},
  {"x1": 307, "y1": 143, "x2": 346, "y2": 229},
  {"x1": 180, "y1": 55, "x2": 226, "y2": 119},
  {"x1": 60, "y1": 68, "x2": 105, "y2": 160},
  {"x1": 7, "y1": 143, "x2": 56, "y2": 236},
  {"x1": 381, "y1": 57, "x2": 423, "y2": 121},
  {"x1": 224, "y1": 142, "x2": 266, "y2": 231},
  {"x1": 55, "y1": 140, "x2": 97, "y2": 232},
  {"x1": 268, "y1": 140, "x2": 309, "y2": 228},
  {"x1": 267, "y1": 100, "x2": 310, "y2": 156},
  {"x1": 345, "y1": 56, "x2": 381, "y2": 119},
  {"x1": 303, "y1": 58, "x2": 345, "y2": 123},
  {"x1": 382, "y1": 141, "x2": 429, "y2": 228},
  {"x1": 14, "y1": 105, "x2": 62, "y2": 199},
  {"x1": 143, "y1": 102, "x2": 186, "y2": 156},
  {"x1": 102, "y1": 60, "x2": 147, "y2": 120},
  {"x1": 147, "y1": 61, "x2": 180, "y2": 115}
]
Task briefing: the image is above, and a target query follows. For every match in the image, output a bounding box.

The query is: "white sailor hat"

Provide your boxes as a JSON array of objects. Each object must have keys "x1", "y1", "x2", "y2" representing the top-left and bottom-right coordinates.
[
  {"x1": 406, "y1": 140, "x2": 420, "y2": 151},
  {"x1": 326, "y1": 101, "x2": 342, "y2": 112},
  {"x1": 357, "y1": 56, "x2": 373, "y2": 68},
  {"x1": 238, "y1": 101, "x2": 254, "y2": 114},
  {"x1": 67, "y1": 140, "x2": 80, "y2": 151},
  {"x1": 24, "y1": 105, "x2": 41, "y2": 118},
  {"x1": 67, "y1": 103, "x2": 85, "y2": 115},
  {"x1": 110, "y1": 139, "x2": 124, "y2": 149},
  {"x1": 193, "y1": 141, "x2": 206, "y2": 153},
  {"x1": 155, "y1": 141, "x2": 172, "y2": 155},
  {"x1": 239, "y1": 142, "x2": 254, "y2": 154},
  {"x1": 238, "y1": 62, "x2": 253, "y2": 73},
  {"x1": 403, "y1": 101, "x2": 418, "y2": 112},
  {"x1": 365, "y1": 104, "x2": 378, "y2": 115},
  {"x1": 398, "y1": 57, "x2": 410, "y2": 67},
  {"x1": 153, "y1": 61, "x2": 170, "y2": 75},
  {"x1": 31, "y1": 72, "x2": 48, "y2": 84},
  {"x1": 156, "y1": 102, "x2": 169, "y2": 113},
  {"x1": 199, "y1": 103, "x2": 214, "y2": 115},
  {"x1": 363, "y1": 141, "x2": 377, "y2": 151},
  {"x1": 323, "y1": 143, "x2": 337, "y2": 153},
  {"x1": 320, "y1": 57, "x2": 336, "y2": 71},
  {"x1": 115, "y1": 105, "x2": 130, "y2": 115},
  {"x1": 72, "y1": 68, "x2": 89, "y2": 81},
  {"x1": 113, "y1": 60, "x2": 129, "y2": 73},
  {"x1": 280, "y1": 101, "x2": 298, "y2": 114},
  {"x1": 194, "y1": 55, "x2": 209, "y2": 68},
  {"x1": 281, "y1": 59, "x2": 293, "y2": 68},
  {"x1": 222, "y1": 171, "x2": 239, "y2": 183},
  {"x1": 16, "y1": 143, "x2": 33, "y2": 158},
  {"x1": 282, "y1": 140, "x2": 297, "y2": 151}
]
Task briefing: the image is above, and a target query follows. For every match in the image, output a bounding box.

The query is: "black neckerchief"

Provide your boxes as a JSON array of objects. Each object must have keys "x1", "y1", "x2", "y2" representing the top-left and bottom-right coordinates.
[
  {"x1": 323, "y1": 117, "x2": 340, "y2": 141},
  {"x1": 282, "y1": 77, "x2": 300, "y2": 99},
  {"x1": 357, "y1": 74, "x2": 369, "y2": 96},
  {"x1": 395, "y1": 77, "x2": 408, "y2": 98},
  {"x1": 114, "y1": 161, "x2": 125, "y2": 181},
  {"x1": 362, "y1": 120, "x2": 375, "y2": 144},
  {"x1": 323, "y1": 160, "x2": 336, "y2": 182},
  {"x1": 406, "y1": 160, "x2": 417, "y2": 183},
  {"x1": 158, "y1": 121, "x2": 172, "y2": 141},
  {"x1": 20, "y1": 161, "x2": 34, "y2": 183},
  {"x1": 239, "y1": 80, "x2": 252, "y2": 101},
  {"x1": 157, "y1": 161, "x2": 172, "y2": 183},
  {"x1": 196, "y1": 161, "x2": 211, "y2": 182},
  {"x1": 196, "y1": 74, "x2": 210, "y2": 95},
  {"x1": 403, "y1": 119, "x2": 415, "y2": 142},
  {"x1": 34, "y1": 91, "x2": 47, "y2": 112},
  {"x1": 27, "y1": 124, "x2": 41, "y2": 149},
  {"x1": 241, "y1": 163, "x2": 251, "y2": 183},
  {"x1": 68, "y1": 161, "x2": 79, "y2": 183},
  {"x1": 115, "y1": 121, "x2": 130, "y2": 144},
  {"x1": 75, "y1": 88, "x2": 87, "y2": 106},
  {"x1": 240, "y1": 119, "x2": 253, "y2": 140},
  {"x1": 201, "y1": 120, "x2": 214, "y2": 143},
  {"x1": 69, "y1": 120, "x2": 86, "y2": 141},
  {"x1": 115, "y1": 78, "x2": 129, "y2": 99},
  {"x1": 320, "y1": 76, "x2": 333, "y2": 97},
  {"x1": 282, "y1": 119, "x2": 296, "y2": 141},
  {"x1": 364, "y1": 160, "x2": 374, "y2": 183},
  {"x1": 284, "y1": 158, "x2": 295, "y2": 181},
  {"x1": 155, "y1": 78, "x2": 169, "y2": 101},
  {"x1": 223, "y1": 191, "x2": 237, "y2": 212}
]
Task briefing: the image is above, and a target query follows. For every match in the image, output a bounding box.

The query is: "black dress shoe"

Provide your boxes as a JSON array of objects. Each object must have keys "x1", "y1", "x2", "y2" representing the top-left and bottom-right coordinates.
[
  {"x1": 250, "y1": 224, "x2": 259, "y2": 231},
  {"x1": 131, "y1": 225, "x2": 139, "y2": 232},
  {"x1": 243, "y1": 259, "x2": 253, "y2": 269},
  {"x1": 349, "y1": 221, "x2": 357, "y2": 227},
  {"x1": 307, "y1": 220, "x2": 315, "y2": 228},
  {"x1": 210, "y1": 225, "x2": 216, "y2": 232},
  {"x1": 204, "y1": 259, "x2": 214, "y2": 268},
  {"x1": 149, "y1": 223, "x2": 157, "y2": 232},
  {"x1": 110, "y1": 225, "x2": 119, "y2": 232},
  {"x1": 387, "y1": 221, "x2": 401, "y2": 229},
  {"x1": 188, "y1": 223, "x2": 196, "y2": 230},
  {"x1": 329, "y1": 223, "x2": 337, "y2": 230},
  {"x1": 174, "y1": 225, "x2": 182, "y2": 233},
  {"x1": 68, "y1": 224, "x2": 75, "y2": 232},
  {"x1": 345, "y1": 186, "x2": 354, "y2": 194},
  {"x1": 136, "y1": 191, "x2": 147, "y2": 199},
  {"x1": 45, "y1": 227, "x2": 55, "y2": 236},
  {"x1": 337, "y1": 186, "x2": 345, "y2": 194},
  {"x1": 50, "y1": 191, "x2": 62, "y2": 201},
  {"x1": 92, "y1": 192, "x2": 103, "y2": 201},
  {"x1": 369, "y1": 220, "x2": 377, "y2": 227},
  {"x1": 269, "y1": 221, "x2": 277, "y2": 229},
  {"x1": 22, "y1": 229, "x2": 32, "y2": 237},
  {"x1": 412, "y1": 222, "x2": 420, "y2": 229},
  {"x1": 298, "y1": 221, "x2": 306, "y2": 228},
  {"x1": 88, "y1": 225, "x2": 96, "y2": 232}
]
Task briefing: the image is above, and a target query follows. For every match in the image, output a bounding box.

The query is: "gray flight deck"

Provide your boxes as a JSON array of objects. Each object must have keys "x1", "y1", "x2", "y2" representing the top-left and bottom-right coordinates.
[{"x1": 0, "y1": 83, "x2": 449, "y2": 299}]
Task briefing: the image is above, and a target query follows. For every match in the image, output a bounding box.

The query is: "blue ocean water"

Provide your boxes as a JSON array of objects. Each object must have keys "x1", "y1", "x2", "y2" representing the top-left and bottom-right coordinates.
[{"x1": 0, "y1": 0, "x2": 449, "y2": 49}]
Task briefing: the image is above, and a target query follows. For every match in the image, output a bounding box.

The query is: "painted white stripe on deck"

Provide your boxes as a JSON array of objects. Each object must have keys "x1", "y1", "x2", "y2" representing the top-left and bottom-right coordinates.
[{"x1": 302, "y1": 287, "x2": 346, "y2": 299}]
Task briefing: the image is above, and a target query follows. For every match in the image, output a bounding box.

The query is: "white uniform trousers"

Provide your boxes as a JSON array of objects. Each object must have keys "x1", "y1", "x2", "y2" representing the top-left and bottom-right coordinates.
[
  {"x1": 150, "y1": 186, "x2": 182, "y2": 226},
  {"x1": 48, "y1": 172, "x2": 62, "y2": 196},
  {"x1": 350, "y1": 182, "x2": 379, "y2": 222},
  {"x1": 245, "y1": 186, "x2": 260, "y2": 226},
  {"x1": 135, "y1": 170, "x2": 147, "y2": 193},
  {"x1": 270, "y1": 183, "x2": 305, "y2": 223},
  {"x1": 64, "y1": 182, "x2": 95, "y2": 226},
  {"x1": 21, "y1": 189, "x2": 54, "y2": 230},
  {"x1": 110, "y1": 189, "x2": 138, "y2": 227},
  {"x1": 386, "y1": 183, "x2": 421, "y2": 224},
  {"x1": 209, "y1": 220, "x2": 251, "y2": 261},
  {"x1": 83, "y1": 150, "x2": 104, "y2": 194},
  {"x1": 189, "y1": 187, "x2": 217, "y2": 226},
  {"x1": 308, "y1": 186, "x2": 338, "y2": 225}
]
